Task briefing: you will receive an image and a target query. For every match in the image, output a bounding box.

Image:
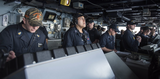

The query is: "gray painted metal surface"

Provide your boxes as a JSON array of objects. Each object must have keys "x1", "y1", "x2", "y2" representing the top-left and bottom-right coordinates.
[
  {"x1": 5, "y1": 49, "x2": 115, "y2": 79},
  {"x1": 105, "y1": 51, "x2": 139, "y2": 79}
]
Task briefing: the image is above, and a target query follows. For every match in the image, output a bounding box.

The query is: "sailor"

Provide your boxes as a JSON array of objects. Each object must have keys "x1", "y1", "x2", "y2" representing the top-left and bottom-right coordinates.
[
  {"x1": 86, "y1": 19, "x2": 100, "y2": 43},
  {"x1": 123, "y1": 21, "x2": 141, "y2": 52},
  {"x1": 99, "y1": 24, "x2": 119, "y2": 53},
  {"x1": 139, "y1": 26, "x2": 153, "y2": 47},
  {"x1": 62, "y1": 13, "x2": 91, "y2": 47},
  {"x1": 0, "y1": 8, "x2": 48, "y2": 62}
]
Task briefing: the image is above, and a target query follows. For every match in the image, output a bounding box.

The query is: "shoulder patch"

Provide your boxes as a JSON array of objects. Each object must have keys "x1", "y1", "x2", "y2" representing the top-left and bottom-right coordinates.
[
  {"x1": 37, "y1": 34, "x2": 40, "y2": 37},
  {"x1": 18, "y1": 32, "x2": 22, "y2": 35},
  {"x1": 87, "y1": 37, "x2": 90, "y2": 40},
  {"x1": 133, "y1": 37, "x2": 135, "y2": 40}
]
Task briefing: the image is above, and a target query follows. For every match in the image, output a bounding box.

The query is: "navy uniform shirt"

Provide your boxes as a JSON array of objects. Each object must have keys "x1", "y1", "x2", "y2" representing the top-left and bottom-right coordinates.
[
  {"x1": 62, "y1": 27, "x2": 91, "y2": 47},
  {"x1": 135, "y1": 32, "x2": 142, "y2": 37},
  {"x1": 39, "y1": 26, "x2": 49, "y2": 39},
  {"x1": 139, "y1": 34, "x2": 149, "y2": 47},
  {"x1": 99, "y1": 31, "x2": 115, "y2": 50},
  {"x1": 87, "y1": 28, "x2": 100, "y2": 43},
  {"x1": 0, "y1": 23, "x2": 48, "y2": 56},
  {"x1": 140, "y1": 34, "x2": 154, "y2": 47},
  {"x1": 149, "y1": 34, "x2": 156, "y2": 42},
  {"x1": 123, "y1": 29, "x2": 139, "y2": 52}
]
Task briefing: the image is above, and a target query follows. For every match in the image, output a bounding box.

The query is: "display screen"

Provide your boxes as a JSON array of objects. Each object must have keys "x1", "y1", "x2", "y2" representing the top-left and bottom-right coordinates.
[{"x1": 44, "y1": 11, "x2": 56, "y2": 21}]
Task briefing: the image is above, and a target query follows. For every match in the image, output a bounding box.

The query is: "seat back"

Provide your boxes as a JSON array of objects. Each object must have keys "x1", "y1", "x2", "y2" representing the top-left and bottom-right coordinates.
[
  {"x1": 96, "y1": 43, "x2": 101, "y2": 48},
  {"x1": 91, "y1": 43, "x2": 98, "y2": 49},
  {"x1": 84, "y1": 44, "x2": 92, "y2": 51},
  {"x1": 65, "y1": 47, "x2": 77, "y2": 55},
  {"x1": 17, "y1": 53, "x2": 34, "y2": 68},
  {"x1": 75, "y1": 45, "x2": 85, "y2": 53},
  {"x1": 52, "y1": 48, "x2": 66, "y2": 58},
  {"x1": 34, "y1": 50, "x2": 52, "y2": 62}
]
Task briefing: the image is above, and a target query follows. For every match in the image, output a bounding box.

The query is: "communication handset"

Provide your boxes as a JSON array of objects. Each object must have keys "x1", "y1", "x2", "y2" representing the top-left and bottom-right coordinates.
[{"x1": 0, "y1": 49, "x2": 9, "y2": 69}]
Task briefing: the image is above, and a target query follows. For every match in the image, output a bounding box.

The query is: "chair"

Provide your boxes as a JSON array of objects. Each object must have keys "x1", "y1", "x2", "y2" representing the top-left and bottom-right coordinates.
[
  {"x1": 96, "y1": 43, "x2": 101, "y2": 48},
  {"x1": 91, "y1": 43, "x2": 98, "y2": 49},
  {"x1": 75, "y1": 45, "x2": 85, "y2": 53},
  {"x1": 84, "y1": 44, "x2": 92, "y2": 51},
  {"x1": 52, "y1": 48, "x2": 66, "y2": 58},
  {"x1": 17, "y1": 53, "x2": 34, "y2": 68},
  {"x1": 34, "y1": 50, "x2": 52, "y2": 62},
  {"x1": 65, "y1": 46, "x2": 77, "y2": 55}
]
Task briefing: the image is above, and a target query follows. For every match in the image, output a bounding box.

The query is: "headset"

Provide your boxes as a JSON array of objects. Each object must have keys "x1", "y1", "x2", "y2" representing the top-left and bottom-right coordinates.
[
  {"x1": 73, "y1": 13, "x2": 86, "y2": 27},
  {"x1": 73, "y1": 16, "x2": 78, "y2": 25},
  {"x1": 73, "y1": 13, "x2": 84, "y2": 25}
]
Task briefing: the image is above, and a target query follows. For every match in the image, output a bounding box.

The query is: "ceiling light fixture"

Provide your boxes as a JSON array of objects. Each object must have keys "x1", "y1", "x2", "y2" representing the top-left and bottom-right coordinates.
[{"x1": 106, "y1": 8, "x2": 132, "y2": 12}]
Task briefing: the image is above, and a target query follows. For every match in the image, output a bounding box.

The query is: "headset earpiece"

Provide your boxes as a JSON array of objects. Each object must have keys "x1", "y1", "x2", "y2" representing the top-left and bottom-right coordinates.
[
  {"x1": 73, "y1": 17, "x2": 78, "y2": 25},
  {"x1": 73, "y1": 13, "x2": 84, "y2": 25},
  {"x1": 75, "y1": 18, "x2": 78, "y2": 24}
]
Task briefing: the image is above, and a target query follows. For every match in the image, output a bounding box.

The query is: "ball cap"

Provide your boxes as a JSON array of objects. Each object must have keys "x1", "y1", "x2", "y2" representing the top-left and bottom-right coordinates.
[
  {"x1": 127, "y1": 20, "x2": 137, "y2": 25},
  {"x1": 143, "y1": 26, "x2": 150, "y2": 31},
  {"x1": 74, "y1": 13, "x2": 84, "y2": 18},
  {"x1": 24, "y1": 8, "x2": 43, "y2": 26},
  {"x1": 87, "y1": 19, "x2": 94, "y2": 23},
  {"x1": 109, "y1": 24, "x2": 120, "y2": 32}
]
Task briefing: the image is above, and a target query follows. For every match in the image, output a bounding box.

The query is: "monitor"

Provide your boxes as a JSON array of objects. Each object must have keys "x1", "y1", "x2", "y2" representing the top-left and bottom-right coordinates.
[{"x1": 43, "y1": 11, "x2": 56, "y2": 21}]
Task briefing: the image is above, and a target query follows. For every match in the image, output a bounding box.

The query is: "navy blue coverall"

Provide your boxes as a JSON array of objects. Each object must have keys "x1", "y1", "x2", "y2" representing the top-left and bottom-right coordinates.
[
  {"x1": 0, "y1": 23, "x2": 48, "y2": 56},
  {"x1": 87, "y1": 28, "x2": 100, "y2": 43},
  {"x1": 139, "y1": 34, "x2": 154, "y2": 47},
  {"x1": 62, "y1": 27, "x2": 91, "y2": 47},
  {"x1": 99, "y1": 31, "x2": 115, "y2": 50},
  {"x1": 123, "y1": 29, "x2": 139, "y2": 52}
]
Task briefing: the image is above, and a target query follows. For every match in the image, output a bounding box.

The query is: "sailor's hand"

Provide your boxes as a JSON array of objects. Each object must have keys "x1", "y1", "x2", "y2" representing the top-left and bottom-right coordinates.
[
  {"x1": 136, "y1": 36, "x2": 141, "y2": 43},
  {"x1": 113, "y1": 49, "x2": 117, "y2": 53},
  {"x1": 6, "y1": 51, "x2": 16, "y2": 62},
  {"x1": 151, "y1": 29, "x2": 156, "y2": 36}
]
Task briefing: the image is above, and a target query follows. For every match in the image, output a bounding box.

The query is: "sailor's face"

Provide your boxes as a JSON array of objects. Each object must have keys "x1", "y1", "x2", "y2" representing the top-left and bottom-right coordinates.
[
  {"x1": 26, "y1": 24, "x2": 39, "y2": 33},
  {"x1": 77, "y1": 16, "x2": 86, "y2": 28},
  {"x1": 88, "y1": 22, "x2": 94, "y2": 30},
  {"x1": 130, "y1": 24, "x2": 136, "y2": 30},
  {"x1": 24, "y1": 19, "x2": 40, "y2": 33},
  {"x1": 111, "y1": 29, "x2": 116, "y2": 36}
]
